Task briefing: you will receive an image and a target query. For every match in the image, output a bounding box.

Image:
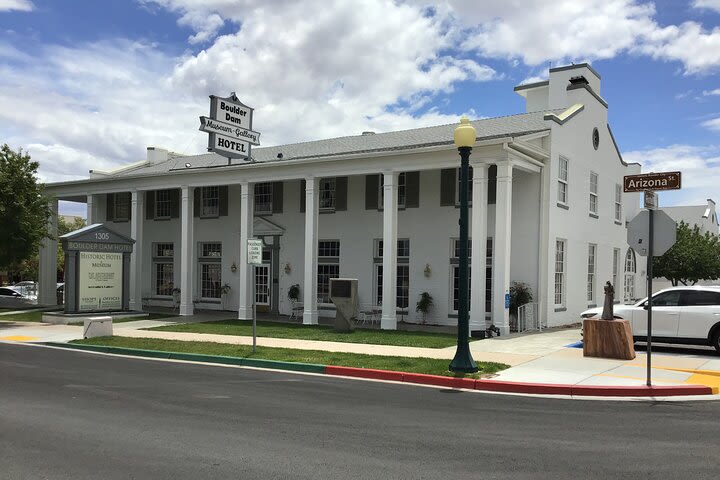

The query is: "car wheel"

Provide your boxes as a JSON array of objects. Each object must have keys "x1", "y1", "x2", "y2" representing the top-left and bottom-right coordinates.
[{"x1": 712, "y1": 331, "x2": 720, "y2": 353}]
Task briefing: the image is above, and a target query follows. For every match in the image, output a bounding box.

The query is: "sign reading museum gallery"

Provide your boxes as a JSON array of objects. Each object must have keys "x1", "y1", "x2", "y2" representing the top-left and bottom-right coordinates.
[
  {"x1": 200, "y1": 93, "x2": 261, "y2": 161},
  {"x1": 78, "y1": 252, "x2": 123, "y2": 311}
]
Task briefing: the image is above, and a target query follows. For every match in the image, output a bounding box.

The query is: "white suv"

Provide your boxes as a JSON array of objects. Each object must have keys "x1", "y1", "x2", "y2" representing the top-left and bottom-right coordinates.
[{"x1": 581, "y1": 286, "x2": 720, "y2": 352}]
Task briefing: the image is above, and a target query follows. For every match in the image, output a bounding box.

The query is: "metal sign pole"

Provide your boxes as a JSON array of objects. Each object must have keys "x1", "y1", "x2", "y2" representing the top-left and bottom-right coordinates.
[
  {"x1": 252, "y1": 264, "x2": 257, "y2": 353},
  {"x1": 646, "y1": 206, "x2": 654, "y2": 387}
]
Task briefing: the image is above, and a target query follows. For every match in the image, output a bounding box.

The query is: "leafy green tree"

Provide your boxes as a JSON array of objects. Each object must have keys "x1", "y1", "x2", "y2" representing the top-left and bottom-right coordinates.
[
  {"x1": 653, "y1": 221, "x2": 720, "y2": 286},
  {"x1": 0, "y1": 144, "x2": 53, "y2": 272},
  {"x1": 57, "y1": 216, "x2": 86, "y2": 274}
]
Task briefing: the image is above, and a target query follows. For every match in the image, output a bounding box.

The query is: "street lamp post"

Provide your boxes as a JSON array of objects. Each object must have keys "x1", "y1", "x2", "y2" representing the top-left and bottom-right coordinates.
[{"x1": 449, "y1": 117, "x2": 479, "y2": 373}]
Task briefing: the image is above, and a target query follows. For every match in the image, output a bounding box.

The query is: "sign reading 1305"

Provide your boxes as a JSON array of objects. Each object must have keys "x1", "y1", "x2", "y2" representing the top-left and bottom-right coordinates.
[{"x1": 95, "y1": 232, "x2": 110, "y2": 240}]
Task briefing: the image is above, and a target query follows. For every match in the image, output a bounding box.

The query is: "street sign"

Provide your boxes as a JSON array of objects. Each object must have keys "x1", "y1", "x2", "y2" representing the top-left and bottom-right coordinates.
[
  {"x1": 247, "y1": 239, "x2": 263, "y2": 265},
  {"x1": 644, "y1": 190, "x2": 657, "y2": 210},
  {"x1": 623, "y1": 172, "x2": 681, "y2": 192},
  {"x1": 627, "y1": 210, "x2": 677, "y2": 256}
]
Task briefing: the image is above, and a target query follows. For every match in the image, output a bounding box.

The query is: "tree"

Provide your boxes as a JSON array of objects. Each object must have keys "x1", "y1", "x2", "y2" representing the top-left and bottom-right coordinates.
[
  {"x1": 653, "y1": 221, "x2": 720, "y2": 286},
  {"x1": 0, "y1": 144, "x2": 53, "y2": 272},
  {"x1": 57, "y1": 216, "x2": 86, "y2": 275}
]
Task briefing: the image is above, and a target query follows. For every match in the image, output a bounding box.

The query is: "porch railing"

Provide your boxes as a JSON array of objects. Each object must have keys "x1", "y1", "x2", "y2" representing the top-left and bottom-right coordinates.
[{"x1": 516, "y1": 302, "x2": 541, "y2": 333}]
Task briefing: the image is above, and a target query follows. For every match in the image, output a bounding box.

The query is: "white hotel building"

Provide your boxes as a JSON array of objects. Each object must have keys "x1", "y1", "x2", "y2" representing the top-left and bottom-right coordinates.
[{"x1": 37, "y1": 63, "x2": 646, "y2": 334}]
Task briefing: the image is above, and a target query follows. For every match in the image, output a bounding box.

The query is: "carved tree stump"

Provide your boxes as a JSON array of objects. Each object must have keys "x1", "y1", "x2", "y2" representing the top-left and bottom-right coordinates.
[{"x1": 583, "y1": 318, "x2": 636, "y2": 360}]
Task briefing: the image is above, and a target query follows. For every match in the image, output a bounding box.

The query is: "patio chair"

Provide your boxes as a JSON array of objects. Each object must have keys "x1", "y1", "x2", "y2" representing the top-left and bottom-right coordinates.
[{"x1": 289, "y1": 299, "x2": 303, "y2": 321}]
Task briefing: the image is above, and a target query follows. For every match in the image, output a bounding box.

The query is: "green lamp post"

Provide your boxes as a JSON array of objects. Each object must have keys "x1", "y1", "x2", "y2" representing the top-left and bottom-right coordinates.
[{"x1": 449, "y1": 117, "x2": 479, "y2": 373}]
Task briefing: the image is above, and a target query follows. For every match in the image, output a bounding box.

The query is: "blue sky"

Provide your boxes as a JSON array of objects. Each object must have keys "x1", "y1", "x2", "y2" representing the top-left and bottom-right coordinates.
[{"x1": 1, "y1": 0, "x2": 719, "y2": 214}]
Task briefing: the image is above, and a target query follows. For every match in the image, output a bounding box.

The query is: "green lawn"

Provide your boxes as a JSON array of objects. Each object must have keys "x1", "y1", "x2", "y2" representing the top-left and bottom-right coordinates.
[
  {"x1": 148, "y1": 319, "x2": 460, "y2": 348},
  {"x1": 0, "y1": 311, "x2": 45, "y2": 322},
  {"x1": 71, "y1": 337, "x2": 508, "y2": 378}
]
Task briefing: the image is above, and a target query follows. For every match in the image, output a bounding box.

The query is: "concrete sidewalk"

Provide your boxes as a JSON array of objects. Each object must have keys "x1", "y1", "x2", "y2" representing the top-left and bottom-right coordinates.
[{"x1": 2, "y1": 316, "x2": 718, "y2": 395}]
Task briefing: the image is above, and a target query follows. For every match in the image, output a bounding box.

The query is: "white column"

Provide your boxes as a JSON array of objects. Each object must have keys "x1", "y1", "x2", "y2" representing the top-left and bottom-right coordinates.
[
  {"x1": 38, "y1": 199, "x2": 58, "y2": 306},
  {"x1": 493, "y1": 161, "x2": 513, "y2": 335},
  {"x1": 129, "y1": 190, "x2": 144, "y2": 311},
  {"x1": 381, "y1": 172, "x2": 398, "y2": 330},
  {"x1": 470, "y1": 163, "x2": 488, "y2": 332},
  {"x1": 238, "y1": 182, "x2": 254, "y2": 320},
  {"x1": 86, "y1": 194, "x2": 94, "y2": 225},
  {"x1": 303, "y1": 176, "x2": 319, "y2": 325},
  {"x1": 179, "y1": 186, "x2": 194, "y2": 316}
]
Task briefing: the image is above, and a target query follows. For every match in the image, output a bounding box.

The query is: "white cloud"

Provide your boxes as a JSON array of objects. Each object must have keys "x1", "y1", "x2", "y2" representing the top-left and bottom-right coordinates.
[
  {"x1": 0, "y1": 0, "x2": 33, "y2": 12},
  {"x1": 637, "y1": 21, "x2": 720, "y2": 74},
  {"x1": 623, "y1": 144, "x2": 720, "y2": 205},
  {"x1": 703, "y1": 88, "x2": 720, "y2": 96},
  {"x1": 693, "y1": 0, "x2": 720, "y2": 12},
  {"x1": 701, "y1": 117, "x2": 720, "y2": 131}
]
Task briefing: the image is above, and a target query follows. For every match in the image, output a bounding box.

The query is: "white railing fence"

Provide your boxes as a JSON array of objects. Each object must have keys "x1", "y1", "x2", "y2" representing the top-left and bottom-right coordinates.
[{"x1": 516, "y1": 302, "x2": 542, "y2": 333}]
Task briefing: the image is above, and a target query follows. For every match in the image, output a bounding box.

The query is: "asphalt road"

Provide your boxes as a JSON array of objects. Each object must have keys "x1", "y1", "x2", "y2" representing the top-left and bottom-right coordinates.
[{"x1": 2, "y1": 343, "x2": 719, "y2": 480}]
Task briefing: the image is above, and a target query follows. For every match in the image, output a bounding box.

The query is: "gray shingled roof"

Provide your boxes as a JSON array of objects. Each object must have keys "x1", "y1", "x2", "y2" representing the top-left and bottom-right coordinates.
[{"x1": 102, "y1": 110, "x2": 556, "y2": 178}]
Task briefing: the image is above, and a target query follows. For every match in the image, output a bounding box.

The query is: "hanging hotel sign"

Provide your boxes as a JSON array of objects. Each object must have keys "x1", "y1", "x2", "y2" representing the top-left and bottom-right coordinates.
[
  {"x1": 199, "y1": 93, "x2": 260, "y2": 161},
  {"x1": 623, "y1": 172, "x2": 681, "y2": 192}
]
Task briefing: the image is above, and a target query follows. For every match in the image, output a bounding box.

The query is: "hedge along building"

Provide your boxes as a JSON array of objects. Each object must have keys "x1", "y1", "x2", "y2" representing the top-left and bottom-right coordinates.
[{"x1": 37, "y1": 63, "x2": 645, "y2": 334}]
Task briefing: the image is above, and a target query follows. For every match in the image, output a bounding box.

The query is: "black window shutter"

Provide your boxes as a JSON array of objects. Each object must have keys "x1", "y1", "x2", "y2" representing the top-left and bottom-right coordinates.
[
  {"x1": 405, "y1": 171, "x2": 420, "y2": 208},
  {"x1": 300, "y1": 179, "x2": 306, "y2": 213},
  {"x1": 365, "y1": 174, "x2": 379, "y2": 210},
  {"x1": 440, "y1": 169, "x2": 456, "y2": 206},
  {"x1": 125, "y1": 192, "x2": 132, "y2": 221},
  {"x1": 106, "y1": 193, "x2": 115, "y2": 221},
  {"x1": 193, "y1": 187, "x2": 200, "y2": 217},
  {"x1": 488, "y1": 165, "x2": 497, "y2": 204},
  {"x1": 219, "y1": 186, "x2": 229, "y2": 216},
  {"x1": 170, "y1": 189, "x2": 180, "y2": 218},
  {"x1": 335, "y1": 177, "x2": 348, "y2": 211},
  {"x1": 272, "y1": 182, "x2": 284, "y2": 214},
  {"x1": 146, "y1": 190, "x2": 155, "y2": 220}
]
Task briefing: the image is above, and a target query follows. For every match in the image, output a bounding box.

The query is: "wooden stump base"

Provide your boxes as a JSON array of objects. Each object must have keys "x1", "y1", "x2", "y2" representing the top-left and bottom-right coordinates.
[{"x1": 583, "y1": 318, "x2": 636, "y2": 360}]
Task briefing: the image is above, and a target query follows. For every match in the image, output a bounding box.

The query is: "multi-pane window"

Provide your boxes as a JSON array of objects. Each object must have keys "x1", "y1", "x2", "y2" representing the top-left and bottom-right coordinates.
[
  {"x1": 589, "y1": 172, "x2": 598, "y2": 215},
  {"x1": 624, "y1": 249, "x2": 636, "y2": 302},
  {"x1": 155, "y1": 190, "x2": 171, "y2": 219},
  {"x1": 450, "y1": 238, "x2": 492, "y2": 314},
  {"x1": 319, "y1": 178, "x2": 336, "y2": 211},
  {"x1": 378, "y1": 173, "x2": 406, "y2": 209},
  {"x1": 374, "y1": 239, "x2": 410, "y2": 308},
  {"x1": 455, "y1": 166, "x2": 474, "y2": 206},
  {"x1": 318, "y1": 240, "x2": 340, "y2": 303},
  {"x1": 613, "y1": 248, "x2": 621, "y2": 290},
  {"x1": 201, "y1": 186, "x2": 219, "y2": 217},
  {"x1": 198, "y1": 242, "x2": 222, "y2": 299},
  {"x1": 587, "y1": 244, "x2": 597, "y2": 303},
  {"x1": 114, "y1": 193, "x2": 130, "y2": 221},
  {"x1": 153, "y1": 243, "x2": 174, "y2": 296},
  {"x1": 254, "y1": 182, "x2": 273, "y2": 214},
  {"x1": 558, "y1": 156, "x2": 568, "y2": 205},
  {"x1": 554, "y1": 239, "x2": 566, "y2": 306},
  {"x1": 615, "y1": 184, "x2": 622, "y2": 222}
]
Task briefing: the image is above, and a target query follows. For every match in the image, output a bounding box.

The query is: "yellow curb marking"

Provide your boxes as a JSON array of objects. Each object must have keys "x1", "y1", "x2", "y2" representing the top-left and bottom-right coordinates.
[
  {"x1": 686, "y1": 374, "x2": 720, "y2": 394},
  {"x1": 626, "y1": 363, "x2": 720, "y2": 378},
  {"x1": 0, "y1": 335, "x2": 39, "y2": 341}
]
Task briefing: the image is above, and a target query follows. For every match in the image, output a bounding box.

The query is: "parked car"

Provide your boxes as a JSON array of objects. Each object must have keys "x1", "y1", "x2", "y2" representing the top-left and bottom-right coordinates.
[
  {"x1": 581, "y1": 286, "x2": 720, "y2": 352},
  {"x1": 0, "y1": 286, "x2": 35, "y2": 308},
  {"x1": 12, "y1": 281, "x2": 37, "y2": 299}
]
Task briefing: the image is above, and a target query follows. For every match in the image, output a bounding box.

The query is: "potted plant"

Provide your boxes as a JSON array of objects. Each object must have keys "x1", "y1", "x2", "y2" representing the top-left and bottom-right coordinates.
[
  {"x1": 415, "y1": 292, "x2": 434, "y2": 324},
  {"x1": 509, "y1": 281, "x2": 533, "y2": 331},
  {"x1": 220, "y1": 283, "x2": 232, "y2": 310},
  {"x1": 287, "y1": 284, "x2": 300, "y2": 302}
]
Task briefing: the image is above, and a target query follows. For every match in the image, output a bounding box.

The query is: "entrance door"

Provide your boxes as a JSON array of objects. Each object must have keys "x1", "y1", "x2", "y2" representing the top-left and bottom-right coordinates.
[{"x1": 255, "y1": 264, "x2": 271, "y2": 308}]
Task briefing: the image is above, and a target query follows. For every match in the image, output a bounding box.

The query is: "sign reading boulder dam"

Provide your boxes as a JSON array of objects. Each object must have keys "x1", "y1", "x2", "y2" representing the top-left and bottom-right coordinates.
[{"x1": 199, "y1": 93, "x2": 261, "y2": 161}]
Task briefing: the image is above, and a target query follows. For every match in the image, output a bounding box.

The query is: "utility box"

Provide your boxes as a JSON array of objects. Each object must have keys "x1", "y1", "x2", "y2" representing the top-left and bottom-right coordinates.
[
  {"x1": 329, "y1": 278, "x2": 358, "y2": 332},
  {"x1": 83, "y1": 316, "x2": 113, "y2": 338}
]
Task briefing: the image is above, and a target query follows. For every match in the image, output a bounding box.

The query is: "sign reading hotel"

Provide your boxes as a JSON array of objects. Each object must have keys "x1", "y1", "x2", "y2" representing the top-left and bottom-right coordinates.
[
  {"x1": 199, "y1": 93, "x2": 261, "y2": 161},
  {"x1": 60, "y1": 224, "x2": 134, "y2": 314},
  {"x1": 623, "y1": 172, "x2": 681, "y2": 192},
  {"x1": 78, "y1": 252, "x2": 123, "y2": 311}
]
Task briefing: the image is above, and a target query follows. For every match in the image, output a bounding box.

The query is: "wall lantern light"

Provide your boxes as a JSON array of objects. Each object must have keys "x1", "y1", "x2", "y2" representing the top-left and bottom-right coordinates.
[
  {"x1": 230, "y1": 262, "x2": 237, "y2": 273},
  {"x1": 284, "y1": 263, "x2": 292, "y2": 274},
  {"x1": 424, "y1": 263, "x2": 432, "y2": 277}
]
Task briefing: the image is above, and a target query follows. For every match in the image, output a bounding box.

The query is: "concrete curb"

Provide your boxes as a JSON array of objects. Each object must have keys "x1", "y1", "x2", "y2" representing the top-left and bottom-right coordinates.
[{"x1": 45, "y1": 343, "x2": 717, "y2": 398}]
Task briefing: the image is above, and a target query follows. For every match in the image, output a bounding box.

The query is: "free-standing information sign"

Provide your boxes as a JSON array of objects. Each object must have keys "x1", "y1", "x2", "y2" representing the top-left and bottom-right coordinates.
[
  {"x1": 60, "y1": 224, "x2": 134, "y2": 314},
  {"x1": 199, "y1": 92, "x2": 261, "y2": 162}
]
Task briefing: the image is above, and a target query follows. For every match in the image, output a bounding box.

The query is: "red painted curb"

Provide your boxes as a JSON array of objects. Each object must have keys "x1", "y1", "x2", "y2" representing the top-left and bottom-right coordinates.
[
  {"x1": 322, "y1": 366, "x2": 715, "y2": 397},
  {"x1": 402, "y1": 372, "x2": 477, "y2": 390},
  {"x1": 475, "y1": 380, "x2": 573, "y2": 396},
  {"x1": 570, "y1": 384, "x2": 713, "y2": 397},
  {"x1": 324, "y1": 366, "x2": 404, "y2": 382}
]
